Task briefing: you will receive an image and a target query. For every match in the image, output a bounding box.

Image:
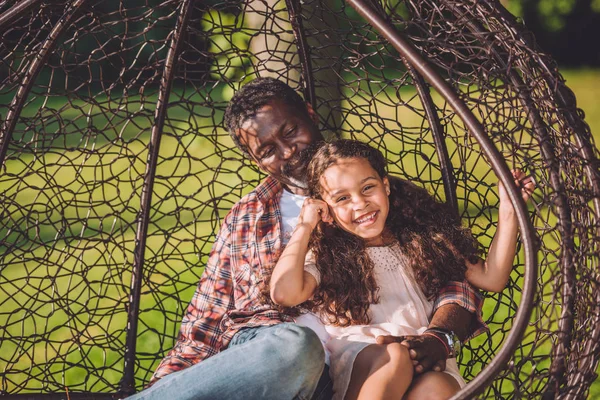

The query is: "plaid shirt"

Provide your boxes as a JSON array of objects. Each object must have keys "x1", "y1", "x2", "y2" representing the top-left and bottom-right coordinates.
[{"x1": 150, "y1": 176, "x2": 487, "y2": 384}]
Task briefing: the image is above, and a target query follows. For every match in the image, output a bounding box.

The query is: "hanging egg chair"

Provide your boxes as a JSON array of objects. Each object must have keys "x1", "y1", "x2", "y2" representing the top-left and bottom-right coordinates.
[{"x1": 0, "y1": 0, "x2": 598, "y2": 398}]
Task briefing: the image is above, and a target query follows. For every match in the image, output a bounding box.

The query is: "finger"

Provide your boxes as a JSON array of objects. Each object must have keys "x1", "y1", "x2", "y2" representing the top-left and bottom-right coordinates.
[
  {"x1": 518, "y1": 177, "x2": 535, "y2": 188},
  {"x1": 376, "y1": 335, "x2": 405, "y2": 345},
  {"x1": 320, "y1": 209, "x2": 333, "y2": 223},
  {"x1": 522, "y1": 185, "x2": 535, "y2": 195},
  {"x1": 404, "y1": 346, "x2": 428, "y2": 361},
  {"x1": 434, "y1": 359, "x2": 446, "y2": 372},
  {"x1": 409, "y1": 349, "x2": 418, "y2": 360},
  {"x1": 415, "y1": 357, "x2": 434, "y2": 373},
  {"x1": 521, "y1": 183, "x2": 535, "y2": 192},
  {"x1": 397, "y1": 336, "x2": 420, "y2": 349},
  {"x1": 521, "y1": 181, "x2": 536, "y2": 197}
]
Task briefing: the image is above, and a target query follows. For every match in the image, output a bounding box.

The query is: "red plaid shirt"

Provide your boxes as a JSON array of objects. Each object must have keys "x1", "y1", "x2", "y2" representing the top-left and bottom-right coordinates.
[{"x1": 150, "y1": 176, "x2": 487, "y2": 384}]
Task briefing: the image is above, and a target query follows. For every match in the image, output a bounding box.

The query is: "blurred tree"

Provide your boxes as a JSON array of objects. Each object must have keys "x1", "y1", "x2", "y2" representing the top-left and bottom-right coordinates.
[{"x1": 503, "y1": 0, "x2": 600, "y2": 66}]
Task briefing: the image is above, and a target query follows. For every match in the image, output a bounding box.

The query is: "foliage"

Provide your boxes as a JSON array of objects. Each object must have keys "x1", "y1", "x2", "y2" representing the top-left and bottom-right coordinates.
[{"x1": 505, "y1": 0, "x2": 600, "y2": 66}]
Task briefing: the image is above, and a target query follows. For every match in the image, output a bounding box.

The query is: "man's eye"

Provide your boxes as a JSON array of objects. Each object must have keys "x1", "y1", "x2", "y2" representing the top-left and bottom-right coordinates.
[
  {"x1": 260, "y1": 148, "x2": 275, "y2": 159},
  {"x1": 285, "y1": 127, "x2": 296, "y2": 137}
]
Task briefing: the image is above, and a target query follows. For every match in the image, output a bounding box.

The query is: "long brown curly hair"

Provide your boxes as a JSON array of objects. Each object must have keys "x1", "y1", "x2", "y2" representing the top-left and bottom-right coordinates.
[{"x1": 305, "y1": 140, "x2": 481, "y2": 327}]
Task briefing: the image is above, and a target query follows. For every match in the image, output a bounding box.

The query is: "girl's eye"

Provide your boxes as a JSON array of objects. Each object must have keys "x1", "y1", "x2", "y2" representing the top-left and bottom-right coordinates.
[
  {"x1": 335, "y1": 195, "x2": 349, "y2": 203},
  {"x1": 363, "y1": 185, "x2": 374, "y2": 192}
]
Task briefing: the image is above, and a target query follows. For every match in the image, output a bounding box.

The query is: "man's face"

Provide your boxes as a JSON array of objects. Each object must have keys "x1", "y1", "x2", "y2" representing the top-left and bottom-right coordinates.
[{"x1": 236, "y1": 101, "x2": 323, "y2": 194}]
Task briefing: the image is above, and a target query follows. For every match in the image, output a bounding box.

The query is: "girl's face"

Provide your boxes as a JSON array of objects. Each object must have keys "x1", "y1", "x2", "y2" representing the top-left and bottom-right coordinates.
[{"x1": 319, "y1": 157, "x2": 390, "y2": 246}]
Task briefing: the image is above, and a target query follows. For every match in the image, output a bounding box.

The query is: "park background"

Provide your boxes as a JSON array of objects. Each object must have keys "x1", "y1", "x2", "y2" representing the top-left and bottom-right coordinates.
[
  {"x1": 495, "y1": 3, "x2": 600, "y2": 395},
  {"x1": 0, "y1": 0, "x2": 599, "y2": 397}
]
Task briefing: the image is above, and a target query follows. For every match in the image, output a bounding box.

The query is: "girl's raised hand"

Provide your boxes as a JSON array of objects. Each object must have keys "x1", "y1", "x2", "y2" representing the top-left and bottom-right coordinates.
[
  {"x1": 498, "y1": 169, "x2": 536, "y2": 207},
  {"x1": 297, "y1": 198, "x2": 333, "y2": 230}
]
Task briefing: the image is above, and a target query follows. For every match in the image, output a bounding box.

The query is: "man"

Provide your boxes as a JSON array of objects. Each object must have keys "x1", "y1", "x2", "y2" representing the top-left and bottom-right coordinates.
[{"x1": 129, "y1": 78, "x2": 486, "y2": 399}]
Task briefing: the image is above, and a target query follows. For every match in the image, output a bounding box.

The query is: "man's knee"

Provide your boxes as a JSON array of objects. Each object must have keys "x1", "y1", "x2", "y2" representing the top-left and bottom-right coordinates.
[
  {"x1": 273, "y1": 323, "x2": 325, "y2": 365},
  {"x1": 266, "y1": 323, "x2": 325, "y2": 397}
]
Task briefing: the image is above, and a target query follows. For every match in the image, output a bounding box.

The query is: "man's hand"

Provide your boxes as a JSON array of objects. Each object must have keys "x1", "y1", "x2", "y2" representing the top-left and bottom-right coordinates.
[{"x1": 376, "y1": 334, "x2": 447, "y2": 374}]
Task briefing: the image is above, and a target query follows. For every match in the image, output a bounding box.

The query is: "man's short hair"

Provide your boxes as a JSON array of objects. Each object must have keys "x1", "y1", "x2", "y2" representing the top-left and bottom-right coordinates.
[{"x1": 223, "y1": 77, "x2": 308, "y2": 155}]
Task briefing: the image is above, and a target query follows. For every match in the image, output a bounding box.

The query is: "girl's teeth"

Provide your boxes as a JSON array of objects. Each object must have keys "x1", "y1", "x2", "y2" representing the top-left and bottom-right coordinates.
[{"x1": 356, "y1": 212, "x2": 375, "y2": 223}]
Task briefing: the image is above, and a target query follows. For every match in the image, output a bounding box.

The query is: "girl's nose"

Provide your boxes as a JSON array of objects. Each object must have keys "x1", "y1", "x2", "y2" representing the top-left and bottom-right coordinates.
[{"x1": 354, "y1": 196, "x2": 369, "y2": 210}]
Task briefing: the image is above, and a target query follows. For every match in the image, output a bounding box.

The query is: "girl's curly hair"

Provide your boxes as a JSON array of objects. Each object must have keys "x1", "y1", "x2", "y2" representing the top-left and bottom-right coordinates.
[{"x1": 305, "y1": 140, "x2": 481, "y2": 327}]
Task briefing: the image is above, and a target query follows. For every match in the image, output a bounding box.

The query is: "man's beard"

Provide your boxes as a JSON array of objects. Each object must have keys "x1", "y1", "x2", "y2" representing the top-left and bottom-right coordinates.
[
  {"x1": 280, "y1": 142, "x2": 322, "y2": 191},
  {"x1": 285, "y1": 176, "x2": 309, "y2": 191}
]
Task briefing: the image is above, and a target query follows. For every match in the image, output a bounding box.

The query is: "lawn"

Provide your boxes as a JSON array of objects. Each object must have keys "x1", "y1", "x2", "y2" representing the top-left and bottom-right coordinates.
[{"x1": 1, "y1": 68, "x2": 598, "y2": 397}]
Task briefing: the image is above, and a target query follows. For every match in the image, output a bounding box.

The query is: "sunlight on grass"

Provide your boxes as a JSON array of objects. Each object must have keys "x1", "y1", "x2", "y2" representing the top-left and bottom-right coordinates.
[{"x1": 1, "y1": 69, "x2": 599, "y2": 395}]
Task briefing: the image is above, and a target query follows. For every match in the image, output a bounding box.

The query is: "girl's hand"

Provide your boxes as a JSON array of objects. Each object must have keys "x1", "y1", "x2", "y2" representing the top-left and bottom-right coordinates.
[
  {"x1": 297, "y1": 198, "x2": 333, "y2": 230},
  {"x1": 376, "y1": 334, "x2": 447, "y2": 374},
  {"x1": 498, "y1": 169, "x2": 536, "y2": 210}
]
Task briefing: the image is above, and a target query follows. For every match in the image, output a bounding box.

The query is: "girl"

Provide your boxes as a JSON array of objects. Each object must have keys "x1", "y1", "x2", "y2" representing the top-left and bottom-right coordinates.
[{"x1": 270, "y1": 139, "x2": 535, "y2": 400}]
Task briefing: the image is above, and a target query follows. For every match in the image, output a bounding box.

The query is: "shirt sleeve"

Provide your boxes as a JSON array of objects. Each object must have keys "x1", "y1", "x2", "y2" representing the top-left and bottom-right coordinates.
[
  {"x1": 303, "y1": 250, "x2": 321, "y2": 286},
  {"x1": 149, "y1": 217, "x2": 234, "y2": 386},
  {"x1": 432, "y1": 280, "x2": 488, "y2": 341}
]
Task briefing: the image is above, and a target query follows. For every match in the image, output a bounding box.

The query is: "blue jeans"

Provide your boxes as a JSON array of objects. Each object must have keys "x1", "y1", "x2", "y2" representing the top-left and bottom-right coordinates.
[{"x1": 128, "y1": 323, "x2": 333, "y2": 400}]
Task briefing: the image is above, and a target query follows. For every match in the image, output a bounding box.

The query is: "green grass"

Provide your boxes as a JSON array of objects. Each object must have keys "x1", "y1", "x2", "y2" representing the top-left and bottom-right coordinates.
[{"x1": 1, "y1": 69, "x2": 599, "y2": 396}]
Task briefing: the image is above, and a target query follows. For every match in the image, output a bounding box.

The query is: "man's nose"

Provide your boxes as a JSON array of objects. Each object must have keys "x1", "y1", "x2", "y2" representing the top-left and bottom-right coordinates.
[{"x1": 280, "y1": 141, "x2": 296, "y2": 160}]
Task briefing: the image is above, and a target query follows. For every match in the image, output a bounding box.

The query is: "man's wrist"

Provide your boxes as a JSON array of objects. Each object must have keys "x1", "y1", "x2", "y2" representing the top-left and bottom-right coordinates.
[
  {"x1": 424, "y1": 328, "x2": 461, "y2": 358},
  {"x1": 422, "y1": 331, "x2": 450, "y2": 359}
]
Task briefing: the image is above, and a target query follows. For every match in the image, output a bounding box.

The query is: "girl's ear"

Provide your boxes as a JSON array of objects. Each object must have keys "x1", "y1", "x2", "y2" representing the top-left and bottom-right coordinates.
[{"x1": 383, "y1": 176, "x2": 390, "y2": 196}]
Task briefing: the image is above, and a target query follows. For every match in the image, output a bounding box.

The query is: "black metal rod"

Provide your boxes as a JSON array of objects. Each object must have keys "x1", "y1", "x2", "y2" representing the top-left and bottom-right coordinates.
[
  {"x1": 118, "y1": 0, "x2": 194, "y2": 396},
  {"x1": 0, "y1": 0, "x2": 44, "y2": 30},
  {"x1": 404, "y1": 61, "x2": 458, "y2": 215},
  {"x1": 285, "y1": 0, "x2": 317, "y2": 111},
  {"x1": 0, "y1": 0, "x2": 88, "y2": 168},
  {"x1": 438, "y1": 3, "x2": 576, "y2": 395},
  {"x1": 486, "y1": 24, "x2": 600, "y2": 394},
  {"x1": 344, "y1": 1, "x2": 538, "y2": 398}
]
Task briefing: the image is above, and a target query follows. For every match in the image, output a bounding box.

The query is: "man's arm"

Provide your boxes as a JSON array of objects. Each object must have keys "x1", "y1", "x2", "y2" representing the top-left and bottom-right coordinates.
[
  {"x1": 149, "y1": 217, "x2": 234, "y2": 386},
  {"x1": 430, "y1": 280, "x2": 487, "y2": 341},
  {"x1": 377, "y1": 280, "x2": 487, "y2": 373}
]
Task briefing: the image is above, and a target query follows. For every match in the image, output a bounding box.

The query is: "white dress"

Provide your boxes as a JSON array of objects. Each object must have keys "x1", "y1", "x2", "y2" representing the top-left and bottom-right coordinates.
[{"x1": 305, "y1": 244, "x2": 465, "y2": 400}]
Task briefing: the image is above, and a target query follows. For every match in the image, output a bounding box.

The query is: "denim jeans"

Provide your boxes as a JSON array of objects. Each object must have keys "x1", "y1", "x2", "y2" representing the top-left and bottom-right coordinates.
[{"x1": 128, "y1": 323, "x2": 333, "y2": 400}]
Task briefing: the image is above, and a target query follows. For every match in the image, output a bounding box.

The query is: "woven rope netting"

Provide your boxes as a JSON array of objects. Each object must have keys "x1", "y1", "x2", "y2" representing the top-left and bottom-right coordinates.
[{"x1": 0, "y1": 0, "x2": 598, "y2": 398}]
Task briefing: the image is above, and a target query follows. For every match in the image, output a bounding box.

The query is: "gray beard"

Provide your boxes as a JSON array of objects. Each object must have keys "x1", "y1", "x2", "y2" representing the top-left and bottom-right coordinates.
[
  {"x1": 285, "y1": 176, "x2": 308, "y2": 191},
  {"x1": 280, "y1": 141, "x2": 322, "y2": 192}
]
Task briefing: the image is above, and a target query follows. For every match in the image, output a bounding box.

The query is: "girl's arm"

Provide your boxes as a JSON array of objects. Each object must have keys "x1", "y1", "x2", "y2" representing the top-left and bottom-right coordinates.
[
  {"x1": 466, "y1": 170, "x2": 535, "y2": 293},
  {"x1": 270, "y1": 198, "x2": 332, "y2": 307}
]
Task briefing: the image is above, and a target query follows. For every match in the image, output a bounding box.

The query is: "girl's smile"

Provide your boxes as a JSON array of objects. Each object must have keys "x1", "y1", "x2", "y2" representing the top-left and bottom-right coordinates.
[
  {"x1": 319, "y1": 157, "x2": 390, "y2": 246},
  {"x1": 353, "y1": 210, "x2": 379, "y2": 226}
]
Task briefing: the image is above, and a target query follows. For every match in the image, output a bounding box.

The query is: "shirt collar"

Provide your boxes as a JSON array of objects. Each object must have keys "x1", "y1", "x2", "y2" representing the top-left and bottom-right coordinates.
[{"x1": 255, "y1": 175, "x2": 283, "y2": 204}]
